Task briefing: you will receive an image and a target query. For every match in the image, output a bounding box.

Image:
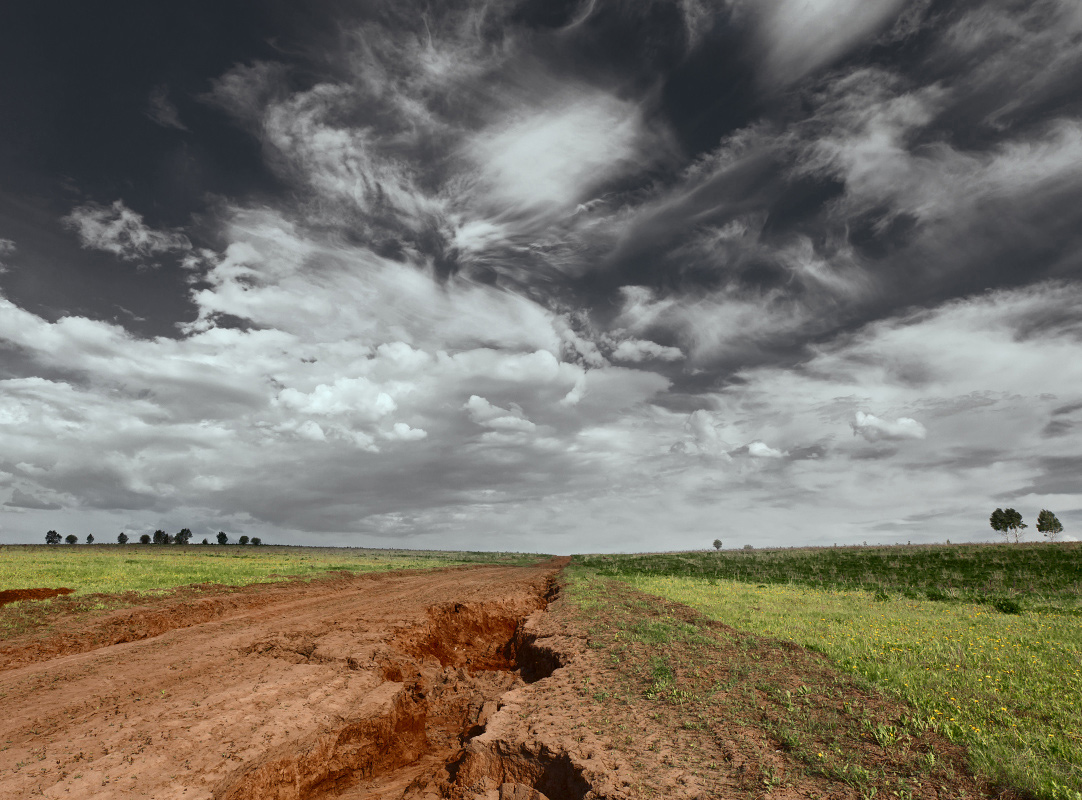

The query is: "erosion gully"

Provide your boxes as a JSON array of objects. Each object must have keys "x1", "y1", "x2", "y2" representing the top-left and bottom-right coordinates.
[{"x1": 216, "y1": 575, "x2": 585, "y2": 800}]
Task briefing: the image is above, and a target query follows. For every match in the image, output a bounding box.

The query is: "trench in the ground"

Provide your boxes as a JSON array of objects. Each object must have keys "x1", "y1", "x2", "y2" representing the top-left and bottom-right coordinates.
[{"x1": 216, "y1": 578, "x2": 591, "y2": 800}]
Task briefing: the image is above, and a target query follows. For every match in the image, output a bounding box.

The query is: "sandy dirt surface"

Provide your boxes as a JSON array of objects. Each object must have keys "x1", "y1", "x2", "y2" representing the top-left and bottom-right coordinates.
[
  {"x1": 0, "y1": 562, "x2": 992, "y2": 800},
  {"x1": 0, "y1": 561, "x2": 569, "y2": 800}
]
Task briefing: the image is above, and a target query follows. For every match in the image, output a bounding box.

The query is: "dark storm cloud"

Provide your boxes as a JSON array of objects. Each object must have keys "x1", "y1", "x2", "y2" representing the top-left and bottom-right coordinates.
[
  {"x1": 1010, "y1": 456, "x2": 1082, "y2": 498},
  {"x1": 5, "y1": 488, "x2": 62, "y2": 511}
]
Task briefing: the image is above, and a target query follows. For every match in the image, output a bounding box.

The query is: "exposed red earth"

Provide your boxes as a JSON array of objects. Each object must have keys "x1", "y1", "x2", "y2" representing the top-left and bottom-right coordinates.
[
  {"x1": 0, "y1": 561, "x2": 589, "y2": 800},
  {"x1": 0, "y1": 561, "x2": 990, "y2": 800},
  {"x1": 0, "y1": 587, "x2": 74, "y2": 606}
]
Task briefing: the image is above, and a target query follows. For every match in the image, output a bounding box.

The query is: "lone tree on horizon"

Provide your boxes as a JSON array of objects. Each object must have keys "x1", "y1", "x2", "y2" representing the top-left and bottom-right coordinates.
[
  {"x1": 86, "y1": 533, "x2": 94, "y2": 544},
  {"x1": 174, "y1": 528, "x2": 192, "y2": 545},
  {"x1": 238, "y1": 535, "x2": 250, "y2": 545},
  {"x1": 713, "y1": 539, "x2": 723, "y2": 551},
  {"x1": 139, "y1": 533, "x2": 151, "y2": 544},
  {"x1": 217, "y1": 531, "x2": 228, "y2": 545},
  {"x1": 990, "y1": 508, "x2": 1027, "y2": 543},
  {"x1": 117, "y1": 532, "x2": 128, "y2": 545},
  {"x1": 65, "y1": 534, "x2": 78, "y2": 545},
  {"x1": 1036, "y1": 509, "x2": 1064, "y2": 542},
  {"x1": 45, "y1": 530, "x2": 61, "y2": 545}
]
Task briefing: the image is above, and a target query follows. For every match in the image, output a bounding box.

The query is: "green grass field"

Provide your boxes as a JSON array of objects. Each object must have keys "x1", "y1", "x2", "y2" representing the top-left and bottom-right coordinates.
[
  {"x1": 574, "y1": 545, "x2": 1082, "y2": 800},
  {"x1": 578, "y1": 542, "x2": 1082, "y2": 610},
  {"x1": 0, "y1": 544, "x2": 543, "y2": 596}
]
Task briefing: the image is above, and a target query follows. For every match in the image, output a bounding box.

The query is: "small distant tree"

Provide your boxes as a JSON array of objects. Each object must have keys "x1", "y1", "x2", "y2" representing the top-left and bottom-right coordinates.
[
  {"x1": 990, "y1": 508, "x2": 1023, "y2": 542},
  {"x1": 118, "y1": 532, "x2": 129, "y2": 545},
  {"x1": 45, "y1": 530, "x2": 61, "y2": 545},
  {"x1": 1036, "y1": 509, "x2": 1064, "y2": 542},
  {"x1": 251, "y1": 537, "x2": 262, "y2": 546},
  {"x1": 153, "y1": 529, "x2": 167, "y2": 545},
  {"x1": 174, "y1": 528, "x2": 192, "y2": 545},
  {"x1": 86, "y1": 533, "x2": 94, "y2": 544},
  {"x1": 139, "y1": 533, "x2": 151, "y2": 544},
  {"x1": 238, "y1": 535, "x2": 250, "y2": 545},
  {"x1": 202, "y1": 538, "x2": 209, "y2": 545},
  {"x1": 712, "y1": 539, "x2": 722, "y2": 551},
  {"x1": 217, "y1": 531, "x2": 228, "y2": 545},
  {"x1": 65, "y1": 534, "x2": 78, "y2": 545},
  {"x1": 993, "y1": 508, "x2": 1027, "y2": 543}
]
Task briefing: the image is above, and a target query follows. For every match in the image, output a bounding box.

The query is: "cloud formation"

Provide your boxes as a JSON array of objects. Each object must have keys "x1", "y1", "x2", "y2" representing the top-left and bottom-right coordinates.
[
  {"x1": 0, "y1": 237, "x2": 13, "y2": 273},
  {"x1": 852, "y1": 412, "x2": 927, "y2": 443},
  {"x1": 63, "y1": 201, "x2": 191, "y2": 263},
  {"x1": 146, "y1": 85, "x2": 188, "y2": 130},
  {"x1": 2, "y1": 0, "x2": 1081, "y2": 549}
]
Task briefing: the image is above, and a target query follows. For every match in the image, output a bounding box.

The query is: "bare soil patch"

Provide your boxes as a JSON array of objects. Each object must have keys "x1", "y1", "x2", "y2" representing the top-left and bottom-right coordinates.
[
  {"x1": 0, "y1": 562, "x2": 994, "y2": 799},
  {"x1": 0, "y1": 586, "x2": 74, "y2": 606}
]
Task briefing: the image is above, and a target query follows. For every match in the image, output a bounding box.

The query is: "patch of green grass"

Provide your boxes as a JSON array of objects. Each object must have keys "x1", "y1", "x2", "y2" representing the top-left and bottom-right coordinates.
[
  {"x1": 614, "y1": 572, "x2": 1082, "y2": 800},
  {"x1": 560, "y1": 564, "x2": 982, "y2": 798},
  {"x1": 0, "y1": 544, "x2": 545, "y2": 597},
  {"x1": 577, "y1": 542, "x2": 1082, "y2": 610}
]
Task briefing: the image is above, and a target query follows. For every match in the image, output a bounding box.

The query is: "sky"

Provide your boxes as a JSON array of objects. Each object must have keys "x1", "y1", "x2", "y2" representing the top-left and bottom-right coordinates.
[{"x1": 1, "y1": 0, "x2": 1081, "y2": 552}]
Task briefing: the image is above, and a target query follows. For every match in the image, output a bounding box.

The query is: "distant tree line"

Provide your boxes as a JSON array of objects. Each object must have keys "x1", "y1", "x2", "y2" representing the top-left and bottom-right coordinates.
[{"x1": 45, "y1": 529, "x2": 263, "y2": 546}]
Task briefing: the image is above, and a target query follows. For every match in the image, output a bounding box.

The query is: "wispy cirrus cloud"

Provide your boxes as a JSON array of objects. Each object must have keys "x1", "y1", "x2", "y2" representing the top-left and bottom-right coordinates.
[
  {"x1": 464, "y1": 90, "x2": 650, "y2": 218},
  {"x1": 0, "y1": 237, "x2": 14, "y2": 273},
  {"x1": 146, "y1": 84, "x2": 188, "y2": 131},
  {"x1": 752, "y1": 0, "x2": 910, "y2": 86},
  {"x1": 62, "y1": 200, "x2": 191, "y2": 263}
]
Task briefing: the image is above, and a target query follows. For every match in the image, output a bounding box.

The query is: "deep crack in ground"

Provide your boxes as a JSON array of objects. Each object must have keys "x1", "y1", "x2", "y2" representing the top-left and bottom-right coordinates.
[{"x1": 0, "y1": 560, "x2": 586, "y2": 800}]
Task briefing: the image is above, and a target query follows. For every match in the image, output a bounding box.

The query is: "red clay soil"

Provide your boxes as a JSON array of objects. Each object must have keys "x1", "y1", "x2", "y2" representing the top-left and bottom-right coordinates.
[
  {"x1": 0, "y1": 586, "x2": 74, "y2": 606},
  {"x1": 0, "y1": 561, "x2": 566, "y2": 800},
  {"x1": 0, "y1": 562, "x2": 993, "y2": 800}
]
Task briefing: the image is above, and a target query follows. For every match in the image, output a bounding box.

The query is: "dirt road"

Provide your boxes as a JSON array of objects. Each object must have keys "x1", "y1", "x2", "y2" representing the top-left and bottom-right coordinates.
[{"x1": 0, "y1": 561, "x2": 569, "y2": 800}]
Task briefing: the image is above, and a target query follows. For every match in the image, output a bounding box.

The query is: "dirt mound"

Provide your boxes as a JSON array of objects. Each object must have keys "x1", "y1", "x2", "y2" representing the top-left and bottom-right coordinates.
[{"x1": 0, "y1": 586, "x2": 74, "y2": 606}]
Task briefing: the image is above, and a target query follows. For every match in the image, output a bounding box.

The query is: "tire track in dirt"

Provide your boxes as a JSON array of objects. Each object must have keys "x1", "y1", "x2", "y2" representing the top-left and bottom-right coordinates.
[{"x1": 0, "y1": 559, "x2": 589, "y2": 800}]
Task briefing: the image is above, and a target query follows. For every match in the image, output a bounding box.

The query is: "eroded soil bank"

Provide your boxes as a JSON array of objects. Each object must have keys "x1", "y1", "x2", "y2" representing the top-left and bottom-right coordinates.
[
  {"x1": 0, "y1": 560, "x2": 584, "y2": 800},
  {"x1": 0, "y1": 586, "x2": 74, "y2": 607}
]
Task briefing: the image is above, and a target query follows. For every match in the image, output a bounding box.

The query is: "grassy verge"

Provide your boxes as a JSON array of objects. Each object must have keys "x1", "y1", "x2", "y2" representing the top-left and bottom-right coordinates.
[
  {"x1": 560, "y1": 563, "x2": 989, "y2": 798},
  {"x1": 607, "y1": 570, "x2": 1082, "y2": 800},
  {"x1": 0, "y1": 544, "x2": 544, "y2": 596}
]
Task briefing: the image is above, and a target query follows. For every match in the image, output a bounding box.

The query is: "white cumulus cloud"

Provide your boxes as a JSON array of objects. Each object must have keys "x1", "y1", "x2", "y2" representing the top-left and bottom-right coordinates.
[
  {"x1": 852, "y1": 412, "x2": 927, "y2": 442},
  {"x1": 747, "y1": 441, "x2": 787, "y2": 458},
  {"x1": 465, "y1": 395, "x2": 537, "y2": 432},
  {"x1": 611, "y1": 338, "x2": 684, "y2": 363}
]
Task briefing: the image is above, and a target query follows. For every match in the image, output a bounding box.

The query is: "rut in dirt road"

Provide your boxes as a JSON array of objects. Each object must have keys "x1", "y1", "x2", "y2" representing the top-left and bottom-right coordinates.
[
  {"x1": 218, "y1": 574, "x2": 590, "y2": 800},
  {"x1": 0, "y1": 560, "x2": 591, "y2": 800}
]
